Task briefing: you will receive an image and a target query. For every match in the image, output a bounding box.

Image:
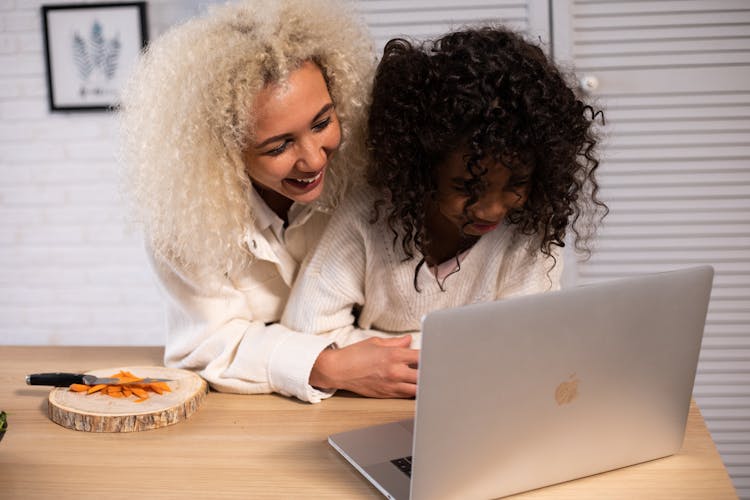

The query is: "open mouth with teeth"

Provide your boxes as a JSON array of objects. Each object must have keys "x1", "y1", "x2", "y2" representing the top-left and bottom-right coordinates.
[{"x1": 282, "y1": 169, "x2": 324, "y2": 192}]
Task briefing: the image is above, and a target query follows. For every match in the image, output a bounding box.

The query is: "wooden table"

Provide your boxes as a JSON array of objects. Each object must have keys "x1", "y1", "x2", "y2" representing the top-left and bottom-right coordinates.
[{"x1": 0, "y1": 346, "x2": 737, "y2": 499}]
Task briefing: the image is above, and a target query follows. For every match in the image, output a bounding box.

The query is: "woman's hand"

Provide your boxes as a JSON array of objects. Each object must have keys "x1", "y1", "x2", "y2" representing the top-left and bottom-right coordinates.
[{"x1": 310, "y1": 335, "x2": 419, "y2": 398}]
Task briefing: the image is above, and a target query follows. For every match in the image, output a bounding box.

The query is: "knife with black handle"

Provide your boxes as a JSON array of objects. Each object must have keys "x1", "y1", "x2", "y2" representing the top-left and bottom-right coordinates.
[{"x1": 26, "y1": 373, "x2": 172, "y2": 387}]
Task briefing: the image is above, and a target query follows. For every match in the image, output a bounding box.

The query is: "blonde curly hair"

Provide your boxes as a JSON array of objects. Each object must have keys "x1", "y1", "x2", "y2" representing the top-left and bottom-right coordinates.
[{"x1": 118, "y1": 0, "x2": 374, "y2": 276}]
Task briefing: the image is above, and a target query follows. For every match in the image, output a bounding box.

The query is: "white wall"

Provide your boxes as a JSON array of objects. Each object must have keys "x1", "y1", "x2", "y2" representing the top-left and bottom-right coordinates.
[{"x1": 0, "y1": 0, "x2": 207, "y2": 346}]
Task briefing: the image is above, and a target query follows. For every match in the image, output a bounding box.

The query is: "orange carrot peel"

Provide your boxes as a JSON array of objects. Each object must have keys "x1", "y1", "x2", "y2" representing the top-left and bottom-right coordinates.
[{"x1": 67, "y1": 370, "x2": 171, "y2": 403}]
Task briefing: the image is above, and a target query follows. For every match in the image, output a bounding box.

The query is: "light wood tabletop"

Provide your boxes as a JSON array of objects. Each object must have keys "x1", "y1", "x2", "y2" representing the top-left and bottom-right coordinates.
[{"x1": 0, "y1": 346, "x2": 737, "y2": 499}]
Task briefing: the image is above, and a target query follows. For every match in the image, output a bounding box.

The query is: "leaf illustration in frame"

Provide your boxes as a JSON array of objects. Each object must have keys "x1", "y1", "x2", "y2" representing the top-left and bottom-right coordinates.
[
  {"x1": 104, "y1": 37, "x2": 121, "y2": 80},
  {"x1": 42, "y1": 2, "x2": 149, "y2": 112},
  {"x1": 91, "y1": 20, "x2": 106, "y2": 69},
  {"x1": 72, "y1": 32, "x2": 92, "y2": 81}
]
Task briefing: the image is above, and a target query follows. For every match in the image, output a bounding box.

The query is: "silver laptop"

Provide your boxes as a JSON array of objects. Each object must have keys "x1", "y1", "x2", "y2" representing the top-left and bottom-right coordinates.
[{"x1": 328, "y1": 265, "x2": 714, "y2": 499}]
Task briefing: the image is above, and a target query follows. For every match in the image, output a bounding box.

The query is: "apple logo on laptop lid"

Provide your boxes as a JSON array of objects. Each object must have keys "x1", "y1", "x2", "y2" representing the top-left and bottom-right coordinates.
[{"x1": 555, "y1": 373, "x2": 579, "y2": 406}]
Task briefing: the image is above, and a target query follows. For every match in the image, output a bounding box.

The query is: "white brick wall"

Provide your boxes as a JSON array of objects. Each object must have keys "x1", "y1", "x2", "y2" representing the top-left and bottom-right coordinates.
[{"x1": 0, "y1": 0, "x2": 206, "y2": 346}]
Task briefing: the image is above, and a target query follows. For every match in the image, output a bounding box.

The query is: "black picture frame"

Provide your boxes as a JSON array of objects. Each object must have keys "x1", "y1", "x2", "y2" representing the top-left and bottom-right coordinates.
[{"x1": 41, "y1": 2, "x2": 148, "y2": 112}]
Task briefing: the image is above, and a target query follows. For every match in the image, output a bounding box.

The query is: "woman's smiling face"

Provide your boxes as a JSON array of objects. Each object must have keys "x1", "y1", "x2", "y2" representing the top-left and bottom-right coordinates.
[
  {"x1": 243, "y1": 61, "x2": 341, "y2": 209},
  {"x1": 433, "y1": 148, "x2": 531, "y2": 237}
]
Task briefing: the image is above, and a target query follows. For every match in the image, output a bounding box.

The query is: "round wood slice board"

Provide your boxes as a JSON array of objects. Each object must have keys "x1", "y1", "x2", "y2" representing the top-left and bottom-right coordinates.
[{"x1": 47, "y1": 366, "x2": 208, "y2": 433}]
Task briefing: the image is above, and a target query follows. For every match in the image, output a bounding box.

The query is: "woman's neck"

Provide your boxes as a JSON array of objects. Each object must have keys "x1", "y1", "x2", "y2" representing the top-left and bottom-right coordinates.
[
  {"x1": 423, "y1": 200, "x2": 478, "y2": 266},
  {"x1": 255, "y1": 184, "x2": 293, "y2": 224}
]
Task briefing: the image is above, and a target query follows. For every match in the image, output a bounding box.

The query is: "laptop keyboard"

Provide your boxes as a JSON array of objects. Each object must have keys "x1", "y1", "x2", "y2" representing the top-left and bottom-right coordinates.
[{"x1": 391, "y1": 456, "x2": 413, "y2": 477}]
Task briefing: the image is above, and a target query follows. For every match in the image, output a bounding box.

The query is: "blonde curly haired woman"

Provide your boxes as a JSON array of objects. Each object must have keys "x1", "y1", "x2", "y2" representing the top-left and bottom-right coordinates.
[{"x1": 119, "y1": 0, "x2": 417, "y2": 403}]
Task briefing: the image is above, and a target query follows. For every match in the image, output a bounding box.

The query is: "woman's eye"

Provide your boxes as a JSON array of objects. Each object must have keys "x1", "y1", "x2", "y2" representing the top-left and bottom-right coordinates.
[
  {"x1": 450, "y1": 180, "x2": 466, "y2": 191},
  {"x1": 505, "y1": 177, "x2": 530, "y2": 191},
  {"x1": 452, "y1": 182, "x2": 476, "y2": 198},
  {"x1": 312, "y1": 116, "x2": 331, "y2": 132},
  {"x1": 264, "y1": 142, "x2": 288, "y2": 157}
]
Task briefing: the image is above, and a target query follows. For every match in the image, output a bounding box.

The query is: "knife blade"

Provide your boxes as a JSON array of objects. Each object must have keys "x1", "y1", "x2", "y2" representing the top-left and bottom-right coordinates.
[{"x1": 26, "y1": 372, "x2": 173, "y2": 387}]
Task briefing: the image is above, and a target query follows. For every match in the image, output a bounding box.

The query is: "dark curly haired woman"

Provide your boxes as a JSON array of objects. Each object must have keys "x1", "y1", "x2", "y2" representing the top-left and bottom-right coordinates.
[{"x1": 282, "y1": 26, "x2": 607, "y2": 399}]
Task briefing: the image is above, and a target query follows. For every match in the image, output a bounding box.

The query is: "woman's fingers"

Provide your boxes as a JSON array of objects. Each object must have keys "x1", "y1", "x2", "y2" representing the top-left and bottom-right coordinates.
[
  {"x1": 393, "y1": 382, "x2": 418, "y2": 398},
  {"x1": 372, "y1": 335, "x2": 420, "y2": 367},
  {"x1": 312, "y1": 335, "x2": 420, "y2": 398},
  {"x1": 395, "y1": 362, "x2": 419, "y2": 385},
  {"x1": 353, "y1": 342, "x2": 418, "y2": 397},
  {"x1": 372, "y1": 334, "x2": 413, "y2": 347}
]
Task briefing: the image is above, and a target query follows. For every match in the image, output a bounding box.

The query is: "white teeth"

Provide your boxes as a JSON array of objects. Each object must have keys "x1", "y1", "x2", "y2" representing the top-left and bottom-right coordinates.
[{"x1": 294, "y1": 171, "x2": 322, "y2": 183}]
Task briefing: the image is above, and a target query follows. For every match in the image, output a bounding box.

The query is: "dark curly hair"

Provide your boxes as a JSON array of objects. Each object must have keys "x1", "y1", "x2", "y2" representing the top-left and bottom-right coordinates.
[{"x1": 367, "y1": 26, "x2": 608, "y2": 272}]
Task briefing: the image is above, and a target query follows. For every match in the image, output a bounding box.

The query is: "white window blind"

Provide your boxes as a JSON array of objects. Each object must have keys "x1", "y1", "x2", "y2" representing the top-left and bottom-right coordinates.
[
  {"x1": 556, "y1": 0, "x2": 750, "y2": 496},
  {"x1": 356, "y1": 0, "x2": 550, "y2": 52}
]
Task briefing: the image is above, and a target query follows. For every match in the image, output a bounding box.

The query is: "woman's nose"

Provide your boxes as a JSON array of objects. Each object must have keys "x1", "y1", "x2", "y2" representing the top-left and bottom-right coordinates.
[
  {"x1": 469, "y1": 193, "x2": 507, "y2": 223},
  {"x1": 297, "y1": 136, "x2": 327, "y2": 172}
]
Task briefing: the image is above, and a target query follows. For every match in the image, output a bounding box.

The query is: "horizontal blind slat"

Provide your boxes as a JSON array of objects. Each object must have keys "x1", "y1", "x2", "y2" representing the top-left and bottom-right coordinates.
[
  {"x1": 574, "y1": 0, "x2": 750, "y2": 17},
  {"x1": 357, "y1": 0, "x2": 525, "y2": 12},
  {"x1": 575, "y1": 37, "x2": 750, "y2": 56},
  {"x1": 573, "y1": 24, "x2": 750, "y2": 43},
  {"x1": 573, "y1": 11, "x2": 750, "y2": 30}
]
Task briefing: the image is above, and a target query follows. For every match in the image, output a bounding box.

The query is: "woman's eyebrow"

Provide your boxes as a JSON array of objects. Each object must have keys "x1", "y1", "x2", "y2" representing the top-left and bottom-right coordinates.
[
  {"x1": 253, "y1": 103, "x2": 334, "y2": 150},
  {"x1": 311, "y1": 102, "x2": 334, "y2": 123}
]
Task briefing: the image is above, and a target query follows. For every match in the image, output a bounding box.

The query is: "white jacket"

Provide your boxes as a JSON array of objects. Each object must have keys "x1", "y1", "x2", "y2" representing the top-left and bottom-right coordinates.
[{"x1": 155, "y1": 187, "x2": 336, "y2": 403}]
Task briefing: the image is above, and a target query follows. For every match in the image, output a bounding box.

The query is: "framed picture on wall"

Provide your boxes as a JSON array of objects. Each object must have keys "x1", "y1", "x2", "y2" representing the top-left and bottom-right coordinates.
[{"x1": 41, "y1": 2, "x2": 148, "y2": 112}]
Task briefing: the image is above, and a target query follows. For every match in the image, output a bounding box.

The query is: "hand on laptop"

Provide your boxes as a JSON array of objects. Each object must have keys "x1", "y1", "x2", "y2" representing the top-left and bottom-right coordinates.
[{"x1": 310, "y1": 335, "x2": 419, "y2": 398}]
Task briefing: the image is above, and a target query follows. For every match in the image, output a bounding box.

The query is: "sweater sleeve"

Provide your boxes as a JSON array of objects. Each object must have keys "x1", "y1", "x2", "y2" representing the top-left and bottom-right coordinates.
[
  {"x1": 281, "y1": 193, "x2": 373, "y2": 344},
  {"x1": 150, "y1": 248, "x2": 335, "y2": 403}
]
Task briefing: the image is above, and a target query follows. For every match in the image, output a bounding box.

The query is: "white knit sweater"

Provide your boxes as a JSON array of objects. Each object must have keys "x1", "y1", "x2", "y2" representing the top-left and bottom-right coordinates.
[{"x1": 282, "y1": 189, "x2": 562, "y2": 347}]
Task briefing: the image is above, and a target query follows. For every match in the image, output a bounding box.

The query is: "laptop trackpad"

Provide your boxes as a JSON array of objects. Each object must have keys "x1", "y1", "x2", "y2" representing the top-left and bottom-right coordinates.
[
  {"x1": 364, "y1": 461, "x2": 411, "y2": 500},
  {"x1": 330, "y1": 419, "x2": 414, "y2": 464},
  {"x1": 329, "y1": 419, "x2": 415, "y2": 500}
]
